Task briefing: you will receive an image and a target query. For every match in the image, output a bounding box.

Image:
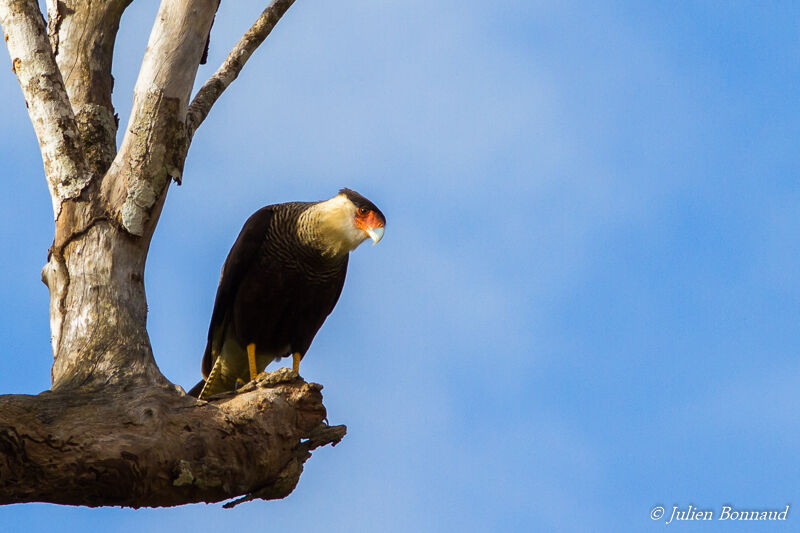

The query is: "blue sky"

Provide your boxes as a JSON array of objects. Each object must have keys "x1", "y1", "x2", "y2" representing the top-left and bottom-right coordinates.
[{"x1": 1, "y1": 1, "x2": 799, "y2": 531}]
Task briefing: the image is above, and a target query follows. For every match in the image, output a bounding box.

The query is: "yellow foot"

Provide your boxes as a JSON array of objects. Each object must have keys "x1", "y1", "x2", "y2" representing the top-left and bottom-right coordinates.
[
  {"x1": 247, "y1": 343, "x2": 258, "y2": 381},
  {"x1": 292, "y1": 352, "x2": 301, "y2": 374}
]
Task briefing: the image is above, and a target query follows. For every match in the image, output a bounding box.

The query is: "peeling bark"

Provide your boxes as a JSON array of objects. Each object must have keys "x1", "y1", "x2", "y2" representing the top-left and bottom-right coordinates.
[
  {"x1": 104, "y1": 0, "x2": 217, "y2": 235},
  {"x1": 0, "y1": 0, "x2": 92, "y2": 218},
  {"x1": 47, "y1": 0, "x2": 131, "y2": 177},
  {"x1": 1, "y1": 0, "x2": 342, "y2": 508}
]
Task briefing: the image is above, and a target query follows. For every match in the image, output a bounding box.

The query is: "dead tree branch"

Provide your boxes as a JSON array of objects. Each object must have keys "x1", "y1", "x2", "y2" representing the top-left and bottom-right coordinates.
[
  {"x1": 187, "y1": 0, "x2": 296, "y2": 138},
  {"x1": 103, "y1": 0, "x2": 220, "y2": 236},
  {"x1": 0, "y1": 0, "x2": 344, "y2": 508},
  {"x1": 45, "y1": 0, "x2": 133, "y2": 177},
  {"x1": 0, "y1": 0, "x2": 91, "y2": 218},
  {"x1": 0, "y1": 370, "x2": 346, "y2": 507}
]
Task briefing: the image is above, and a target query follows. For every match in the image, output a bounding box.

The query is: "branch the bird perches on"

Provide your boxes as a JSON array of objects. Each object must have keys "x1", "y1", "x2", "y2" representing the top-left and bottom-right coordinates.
[{"x1": 0, "y1": 369, "x2": 346, "y2": 507}]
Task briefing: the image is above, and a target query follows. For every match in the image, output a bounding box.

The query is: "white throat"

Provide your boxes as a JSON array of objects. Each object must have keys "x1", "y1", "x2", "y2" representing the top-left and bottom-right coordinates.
[{"x1": 298, "y1": 194, "x2": 368, "y2": 258}]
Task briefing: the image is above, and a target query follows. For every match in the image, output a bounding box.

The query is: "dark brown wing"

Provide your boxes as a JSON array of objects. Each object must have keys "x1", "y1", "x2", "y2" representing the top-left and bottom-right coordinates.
[{"x1": 201, "y1": 206, "x2": 274, "y2": 378}]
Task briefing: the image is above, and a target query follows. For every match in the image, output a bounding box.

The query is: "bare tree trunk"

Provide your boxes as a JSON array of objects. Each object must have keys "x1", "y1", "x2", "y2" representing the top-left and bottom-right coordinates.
[{"x1": 0, "y1": 0, "x2": 343, "y2": 507}]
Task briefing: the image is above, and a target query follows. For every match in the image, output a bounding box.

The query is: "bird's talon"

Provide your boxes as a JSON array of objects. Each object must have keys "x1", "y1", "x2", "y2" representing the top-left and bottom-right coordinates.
[{"x1": 254, "y1": 367, "x2": 300, "y2": 387}]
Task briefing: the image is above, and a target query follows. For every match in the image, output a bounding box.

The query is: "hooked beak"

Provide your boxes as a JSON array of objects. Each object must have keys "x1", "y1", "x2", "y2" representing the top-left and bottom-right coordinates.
[{"x1": 366, "y1": 226, "x2": 384, "y2": 245}]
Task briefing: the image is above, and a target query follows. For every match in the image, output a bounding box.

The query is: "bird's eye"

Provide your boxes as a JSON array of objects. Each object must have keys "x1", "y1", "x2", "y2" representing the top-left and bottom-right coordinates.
[{"x1": 358, "y1": 207, "x2": 369, "y2": 216}]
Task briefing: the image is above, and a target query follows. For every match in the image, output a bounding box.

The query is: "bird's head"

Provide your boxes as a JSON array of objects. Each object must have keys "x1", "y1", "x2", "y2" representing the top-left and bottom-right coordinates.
[
  {"x1": 341, "y1": 188, "x2": 386, "y2": 246},
  {"x1": 304, "y1": 188, "x2": 386, "y2": 257}
]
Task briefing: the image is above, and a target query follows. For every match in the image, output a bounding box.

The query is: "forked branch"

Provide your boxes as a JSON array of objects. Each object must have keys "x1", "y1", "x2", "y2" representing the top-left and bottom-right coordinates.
[{"x1": 44, "y1": 0, "x2": 134, "y2": 177}]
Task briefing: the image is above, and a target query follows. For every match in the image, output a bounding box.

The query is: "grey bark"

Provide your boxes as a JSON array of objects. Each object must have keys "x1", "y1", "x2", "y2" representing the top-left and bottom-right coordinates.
[{"x1": 0, "y1": 0, "x2": 344, "y2": 508}]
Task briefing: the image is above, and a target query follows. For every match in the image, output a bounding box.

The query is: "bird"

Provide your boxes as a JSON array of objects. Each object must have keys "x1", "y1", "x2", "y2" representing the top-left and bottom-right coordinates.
[{"x1": 188, "y1": 188, "x2": 385, "y2": 400}]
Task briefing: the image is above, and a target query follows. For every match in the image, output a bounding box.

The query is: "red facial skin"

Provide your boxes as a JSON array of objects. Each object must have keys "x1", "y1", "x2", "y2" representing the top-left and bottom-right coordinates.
[{"x1": 354, "y1": 208, "x2": 384, "y2": 232}]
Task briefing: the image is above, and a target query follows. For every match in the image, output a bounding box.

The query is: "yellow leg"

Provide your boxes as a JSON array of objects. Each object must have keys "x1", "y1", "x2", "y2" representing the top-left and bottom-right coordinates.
[
  {"x1": 292, "y1": 352, "x2": 301, "y2": 374},
  {"x1": 247, "y1": 343, "x2": 258, "y2": 381}
]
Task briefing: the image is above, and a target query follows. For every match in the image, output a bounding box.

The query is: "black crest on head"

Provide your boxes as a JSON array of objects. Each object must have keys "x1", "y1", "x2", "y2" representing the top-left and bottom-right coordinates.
[{"x1": 339, "y1": 188, "x2": 385, "y2": 223}]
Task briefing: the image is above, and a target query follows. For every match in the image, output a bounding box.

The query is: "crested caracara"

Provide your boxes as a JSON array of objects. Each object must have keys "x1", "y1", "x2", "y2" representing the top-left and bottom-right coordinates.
[{"x1": 188, "y1": 189, "x2": 385, "y2": 399}]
